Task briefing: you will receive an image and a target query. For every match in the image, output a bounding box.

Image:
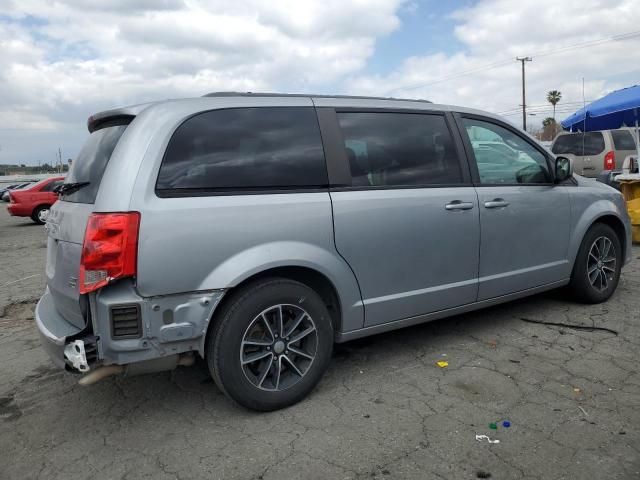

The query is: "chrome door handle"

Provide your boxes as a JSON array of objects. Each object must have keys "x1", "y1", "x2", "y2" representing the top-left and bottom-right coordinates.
[
  {"x1": 484, "y1": 199, "x2": 510, "y2": 209},
  {"x1": 445, "y1": 201, "x2": 474, "y2": 211}
]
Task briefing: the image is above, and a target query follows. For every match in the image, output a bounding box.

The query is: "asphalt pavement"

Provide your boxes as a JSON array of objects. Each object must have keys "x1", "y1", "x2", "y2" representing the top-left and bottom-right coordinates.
[{"x1": 1, "y1": 207, "x2": 638, "y2": 479}]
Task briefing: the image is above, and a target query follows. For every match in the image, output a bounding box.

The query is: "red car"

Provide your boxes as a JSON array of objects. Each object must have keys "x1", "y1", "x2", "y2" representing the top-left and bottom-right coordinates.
[{"x1": 7, "y1": 176, "x2": 65, "y2": 224}]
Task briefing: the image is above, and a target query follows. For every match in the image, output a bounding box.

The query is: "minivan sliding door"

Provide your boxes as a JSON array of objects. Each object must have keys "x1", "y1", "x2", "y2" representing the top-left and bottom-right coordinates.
[{"x1": 323, "y1": 109, "x2": 480, "y2": 327}]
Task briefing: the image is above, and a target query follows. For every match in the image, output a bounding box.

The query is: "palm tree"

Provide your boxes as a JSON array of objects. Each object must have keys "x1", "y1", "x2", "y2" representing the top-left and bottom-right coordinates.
[
  {"x1": 542, "y1": 117, "x2": 556, "y2": 141},
  {"x1": 546, "y1": 90, "x2": 562, "y2": 122}
]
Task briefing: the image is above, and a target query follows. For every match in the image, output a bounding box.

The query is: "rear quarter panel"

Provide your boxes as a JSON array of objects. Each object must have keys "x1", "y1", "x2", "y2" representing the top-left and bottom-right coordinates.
[{"x1": 111, "y1": 97, "x2": 364, "y2": 333}]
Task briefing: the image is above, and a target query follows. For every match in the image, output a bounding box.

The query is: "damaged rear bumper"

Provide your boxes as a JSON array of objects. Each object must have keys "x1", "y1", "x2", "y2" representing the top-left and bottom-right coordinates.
[
  {"x1": 35, "y1": 287, "x2": 83, "y2": 369},
  {"x1": 36, "y1": 282, "x2": 225, "y2": 377}
]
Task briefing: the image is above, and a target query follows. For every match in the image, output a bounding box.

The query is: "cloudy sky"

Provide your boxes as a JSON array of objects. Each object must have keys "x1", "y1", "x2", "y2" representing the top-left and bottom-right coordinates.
[{"x1": 1, "y1": 0, "x2": 639, "y2": 165}]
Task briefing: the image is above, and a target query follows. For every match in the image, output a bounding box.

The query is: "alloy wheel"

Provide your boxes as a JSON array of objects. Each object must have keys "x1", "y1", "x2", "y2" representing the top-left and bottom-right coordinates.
[
  {"x1": 587, "y1": 236, "x2": 616, "y2": 292},
  {"x1": 37, "y1": 208, "x2": 49, "y2": 223},
  {"x1": 240, "y1": 304, "x2": 318, "y2": 391}
]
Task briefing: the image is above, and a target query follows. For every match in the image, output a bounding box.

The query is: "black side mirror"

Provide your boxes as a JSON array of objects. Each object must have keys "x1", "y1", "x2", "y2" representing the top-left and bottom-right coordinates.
[{"x1": 555, "y1": 156, "x2": 573, "y2": 183}]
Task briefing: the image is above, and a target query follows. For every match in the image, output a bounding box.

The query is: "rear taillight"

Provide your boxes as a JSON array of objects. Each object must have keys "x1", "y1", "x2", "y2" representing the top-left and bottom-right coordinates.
[
  {"x1": 604, "y1": 151, "x2": 615, "y2": 170},
  {"x1": 79, "y1": 212, "x2": 140, "y2": 294}
]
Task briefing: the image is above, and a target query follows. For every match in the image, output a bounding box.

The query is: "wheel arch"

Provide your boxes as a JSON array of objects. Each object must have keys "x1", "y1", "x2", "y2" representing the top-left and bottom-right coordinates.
[
  {"x1": 201, "y1": 265, "x2": 353, "y2": 358},
  {"x1": 569, "y1": 197, "x2": 631, "y2": 270},
  {"x1": 593, "y1": 214, "x2": 627, "y2": 258}
]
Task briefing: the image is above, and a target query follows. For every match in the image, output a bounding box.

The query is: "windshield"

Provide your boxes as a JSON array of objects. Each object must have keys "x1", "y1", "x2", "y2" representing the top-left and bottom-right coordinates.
[{"x1": 62, "y1": 123, "x2": 129, "y2": 203}]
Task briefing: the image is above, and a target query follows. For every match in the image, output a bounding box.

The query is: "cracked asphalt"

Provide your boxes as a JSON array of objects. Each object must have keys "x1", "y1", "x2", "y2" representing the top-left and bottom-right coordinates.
[{"x1": 1, "y1": 207, "x2": 639, "y2": 480}]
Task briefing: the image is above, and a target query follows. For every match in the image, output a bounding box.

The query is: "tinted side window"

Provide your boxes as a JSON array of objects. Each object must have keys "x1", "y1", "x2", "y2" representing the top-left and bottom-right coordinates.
[
  {"x1": 42, "y1": 180, "x2": 63, "y2": 192},
  {"x1": 335, "y1": 112, "x2": 462, "y2": 187},
  {"x1": 157, "y1": 107, "x2": 327, "y2": 192},
  {"x1": 462, "y1": 118, "x2": 550, "y2": 184},
  {"x1": 583, "y1": 132, "x2": 605, "y2": 155},
  {"x1": 612, "y1": 130, "x2": 636, "y2": 150},
  {"x1": 552, "y1": 134, "x2": 580, "y2": 154},
  {"x1": 552, "y1": 132, "x2": 605, "y2": 156}
]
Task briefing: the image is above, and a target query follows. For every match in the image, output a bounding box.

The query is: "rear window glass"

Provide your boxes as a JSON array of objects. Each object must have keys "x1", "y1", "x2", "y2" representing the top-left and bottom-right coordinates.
[
  {"x1": 156, "y1": 107, "x2": 327, "y2": 194},
  {"x1": 611, "y1": 130, "x2": 636, "y2": 150},
  {"x1": 552, "y1": 132, "x2": 605, "y2": 156},
  {"x1": 62, "y1": 122, "x2": 129, "y2": 203},
  {"x1": 21, "y1": 179, "x2": 47, "y2": 190},
  {"x1": 42, "y1": 180, "x2": 64, "y2": 192}
]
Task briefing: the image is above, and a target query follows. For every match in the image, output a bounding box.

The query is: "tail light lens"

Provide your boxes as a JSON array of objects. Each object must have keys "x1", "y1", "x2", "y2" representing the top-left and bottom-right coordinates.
[
  {"x1": 604, "y1": 151, "x2": 615, "y2": 170},
  {"x1": 79, "y1": 212, "x2": 140, "y2": 294}
]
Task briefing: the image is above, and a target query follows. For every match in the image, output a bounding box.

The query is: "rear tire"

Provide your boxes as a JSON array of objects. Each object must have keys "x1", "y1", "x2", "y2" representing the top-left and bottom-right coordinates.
[
  {"x1": 569, "y1": 223, "x2": 622, "y2": 303},
  {"x1": 31, "y1": 205, "x2": 50, "y2": 225},
  {"x1": 207, "y1": 278, "x2": 334, "y2": 411}
]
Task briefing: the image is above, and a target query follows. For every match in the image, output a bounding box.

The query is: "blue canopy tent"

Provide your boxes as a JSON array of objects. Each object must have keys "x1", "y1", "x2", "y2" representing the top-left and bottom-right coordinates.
[{"x1": 561, "y1": 85, "x2": 640, "y2": 157}]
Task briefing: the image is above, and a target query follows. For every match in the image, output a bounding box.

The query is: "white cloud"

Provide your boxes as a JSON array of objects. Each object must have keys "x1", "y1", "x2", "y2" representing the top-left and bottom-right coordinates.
[
  {"x1": 1, "y1": 0, "x2": 640, "y2": 164},
  {"x1": 0, "y1": 0, "x2": 402, "y2": 164},
  {"x1": 347, "y1": 0, "x2": 640, "y2": 129}
]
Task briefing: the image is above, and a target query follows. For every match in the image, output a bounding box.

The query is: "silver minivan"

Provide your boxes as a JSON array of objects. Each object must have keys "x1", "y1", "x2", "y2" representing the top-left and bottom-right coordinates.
[
  {"x1": 551, "y1": 129, "x2": 637, "y2": 177},
  {"x1": 37, "y1": 93, "x2": 632, "y2": 410}
]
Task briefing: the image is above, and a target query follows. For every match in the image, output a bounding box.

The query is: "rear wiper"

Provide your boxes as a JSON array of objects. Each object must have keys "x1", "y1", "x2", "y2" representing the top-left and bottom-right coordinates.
[{"x1": 56, "y1": 182, "x2": 90, "y2": 195}]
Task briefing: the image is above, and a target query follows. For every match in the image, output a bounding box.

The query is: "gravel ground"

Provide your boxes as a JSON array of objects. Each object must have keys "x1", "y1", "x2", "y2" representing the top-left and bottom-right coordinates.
[{"x1": 1, "y1": 206, "x2": 639, "y2": 480}]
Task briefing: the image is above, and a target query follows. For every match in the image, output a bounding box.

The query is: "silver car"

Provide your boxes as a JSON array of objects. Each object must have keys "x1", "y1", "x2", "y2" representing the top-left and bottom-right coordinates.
[
  {"x1": 551, "y1": 128, "x2": 637, "y2": 177},
  {"x1": 37, "y1": 93, "x2": 632, "y2": 411}
]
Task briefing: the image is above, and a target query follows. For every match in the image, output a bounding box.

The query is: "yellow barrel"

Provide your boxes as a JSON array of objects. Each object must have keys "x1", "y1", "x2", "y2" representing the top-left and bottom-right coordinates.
[
  {"x1": 626, "y1": 196, "x2": 640, "y2": 244},
  {"x1": 619, "y1": 181, "x2": 640, "y2": 244}
]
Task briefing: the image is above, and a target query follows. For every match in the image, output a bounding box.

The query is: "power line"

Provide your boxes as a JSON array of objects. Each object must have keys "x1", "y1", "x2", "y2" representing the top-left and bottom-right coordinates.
[
  {"x1": 497, "y1": 102, "x2": 594, "y2": 116},
  {"x1": 389, "y1": 30, "x2": 640, "y2": 94},
  {"x1": 502, "y1": 102, "x2": 593, "y2": 112},
  {"x1": 501, "y1": 107, "x2": 581, "y2": 118},
  {"x1": 496, "y1": 100, "x2": 593, "y2": 114}
]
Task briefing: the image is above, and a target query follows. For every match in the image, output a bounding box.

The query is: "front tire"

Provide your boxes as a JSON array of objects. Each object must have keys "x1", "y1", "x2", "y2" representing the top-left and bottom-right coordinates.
[
  {"x1": 207, "y1": 278, "x2": 334, "y2": 411},
  {"x1": 569, "y1": 223, "x2": 622, "y2": 303}
]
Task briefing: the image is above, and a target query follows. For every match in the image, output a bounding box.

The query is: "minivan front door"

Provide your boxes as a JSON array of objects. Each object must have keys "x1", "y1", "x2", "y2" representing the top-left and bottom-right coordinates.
[
  {"x1": 325, "y1": 110, "x2": 480, "y2": 327},
  {"x1": 458, "y1": 115, "x2": 571, "y2": 300}
]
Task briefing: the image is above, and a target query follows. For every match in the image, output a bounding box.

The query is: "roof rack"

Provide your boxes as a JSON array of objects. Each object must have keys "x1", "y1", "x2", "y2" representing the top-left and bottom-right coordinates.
[{"x1": 202, "y1": 92, "x2": 432, "y2": 103}]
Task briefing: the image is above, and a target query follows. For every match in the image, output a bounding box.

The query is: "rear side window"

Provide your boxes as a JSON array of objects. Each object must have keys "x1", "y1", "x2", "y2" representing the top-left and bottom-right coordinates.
[
  {"x1": 42, "y1": 180, "x2": 64, "y2": 192},
  {"x1": 335, "y1": 112, "x2": 462, "y2": 187},
  {"x1": 552, "y1": 132, "x2": 605, "y2": 156},
  {"x1": 63, "y1": 122, "x2": 130, "y2": 203},
  {"x1": 156, "y1": 107, "x2": 327, "y2": 193},
  {"x1": 611, "y1": 130, "x2": 636, "y2": 150}
]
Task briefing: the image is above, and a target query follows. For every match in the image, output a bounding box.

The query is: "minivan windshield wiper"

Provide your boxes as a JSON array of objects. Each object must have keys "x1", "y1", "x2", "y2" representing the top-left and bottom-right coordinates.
[{"x1": 56, "y1": 181, "x2": 90, "y2": 195}]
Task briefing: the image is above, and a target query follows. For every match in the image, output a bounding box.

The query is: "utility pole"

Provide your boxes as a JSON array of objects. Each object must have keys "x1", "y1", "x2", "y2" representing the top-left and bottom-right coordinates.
[{"x1": 516, "y1": 57, "x2": 532, "y2": 131}]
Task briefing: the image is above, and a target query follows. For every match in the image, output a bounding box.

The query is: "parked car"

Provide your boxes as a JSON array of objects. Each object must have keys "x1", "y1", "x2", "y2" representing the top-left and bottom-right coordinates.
[
  {"x1": 1, "y1": 182, "x2": 34, "y2": 202},
  {"x1": 0, "y1": 183, "x2": 20, "y2": 197},
  {"x1": 551, "y1": 128, "x2": 637, "y2": 178},
  {"x1": 7, "y1": 177, "x2": 64, "y2": 224},
  {"x1": 596, "y1": 170, "x2": 622, "y2": 191},
  {"x1": 37, "y1": 94, "x2": 631, "y2": 411}
]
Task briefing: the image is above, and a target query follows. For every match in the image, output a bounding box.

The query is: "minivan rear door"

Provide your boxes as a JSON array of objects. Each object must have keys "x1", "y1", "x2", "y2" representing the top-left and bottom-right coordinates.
[
  {"x1": 552, "y1": 132, "x2": 605, "y2": 177},
  {"x1": 323, "y1": 108, "x2": 480, "y2": 327},
  {"x1": 45, "y1": 121, "x2": 131, "y2": 328}
]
